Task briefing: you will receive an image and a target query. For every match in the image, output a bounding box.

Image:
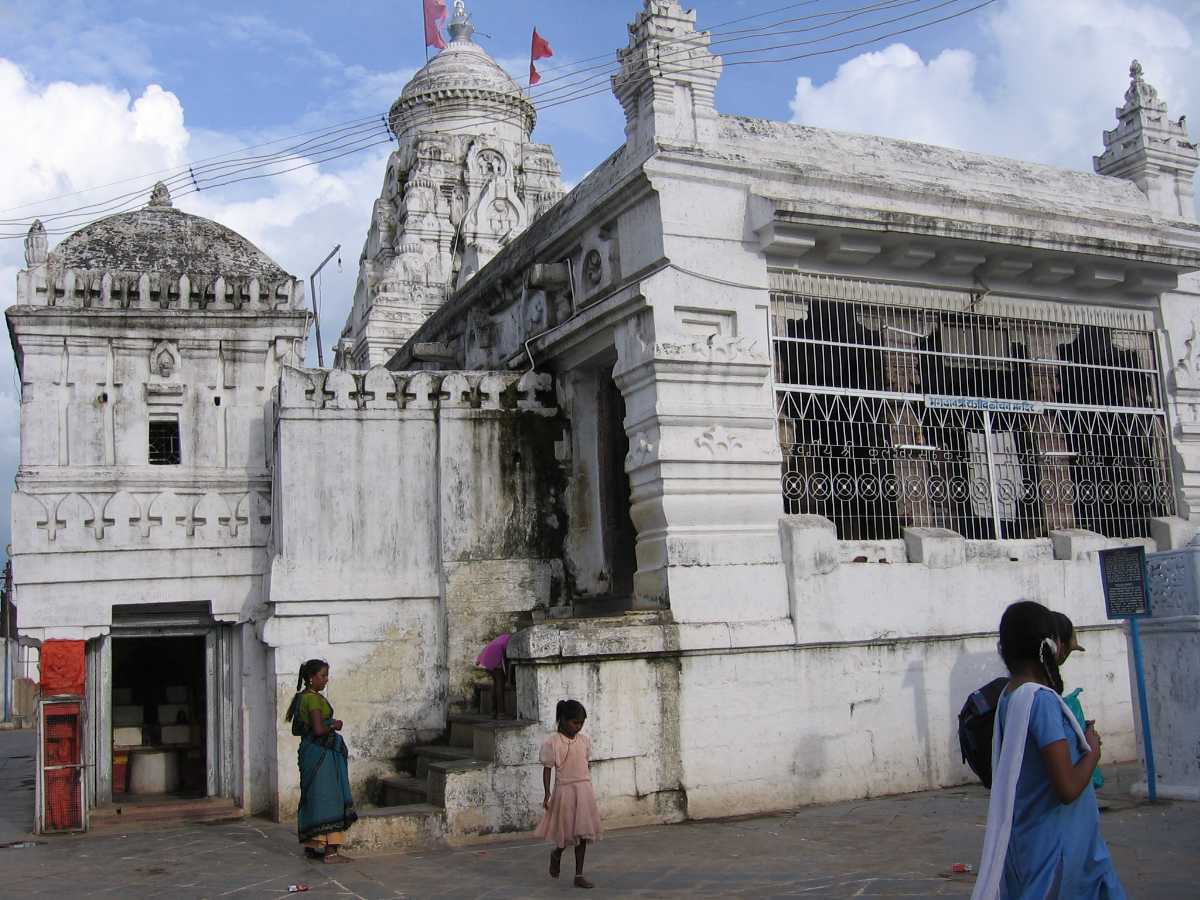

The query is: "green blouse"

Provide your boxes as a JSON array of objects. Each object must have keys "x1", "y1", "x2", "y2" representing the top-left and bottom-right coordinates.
[{"x1": 296, "y1": 691, "x2": 333, "y2": 727}]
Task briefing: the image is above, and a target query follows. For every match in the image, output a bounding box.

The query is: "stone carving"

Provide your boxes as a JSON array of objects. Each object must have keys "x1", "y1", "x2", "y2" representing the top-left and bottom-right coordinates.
[
  {"x1": 1147, "y1": 551, "x2": 1193, "y2": 618},
  {"x1": 477, "y1": 149, "x2": 507, "y2": 176},
  {"x1": 695, "y1": 425, "x2": 744, "y2": 457},
  {"x1": 626, "y1": 431, "x2": 657, "y2": 469},
  {"x1": 583, "y1": 249, "x2": 604, "y2": 286},
  {"x1": 489, "y1": 199, "x2": 519, "y2": 239},
  {"x1": 659, "y1": 335, "x2": 763, "y2": 365},
  {"x1": 443, "y1": 373, "x2": 479, "y2": 408},
  {"x1": 148, "y1": 181, "x2": 173, "y2": 207},
  {"x1": 189, "y1": 493, "x2": 232, "y2": 540},
  {"x1": 517, "y1": 371, "x2": 552, "y2": 410},
  {"x1": 24, "y1": 220, "x2": 47, "y2": 267},
  {"x1": 322, "y1": 369, "x2": 357, "y2": 410},
  {"x1": 150, "y1": 341, "x2": 180, "y2": 379},
  {"x1": 1126, "y1": 60, "x2": 1159, "y2": 108},
  {"x1": 55, "y1": 493, "x2": 98, "y2": 542},
  {"x1": 1175, "y1": 321, "x2": 1200, "y2": 390},
  {"x1": 101, "y1": 492, "x2": 142, "y2": 543},
  {"x1": 361, "y1": 366, "x2": 398, "y2": 410}
]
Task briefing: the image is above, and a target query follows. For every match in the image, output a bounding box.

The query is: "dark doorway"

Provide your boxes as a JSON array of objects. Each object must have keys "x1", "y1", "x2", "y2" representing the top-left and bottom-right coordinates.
[
  {"x1": 598, "y1": 375, "x2": 638, "y2": 600},
  {"x1": 110, "y1": 636, "x2": 206, "y2": 798}
]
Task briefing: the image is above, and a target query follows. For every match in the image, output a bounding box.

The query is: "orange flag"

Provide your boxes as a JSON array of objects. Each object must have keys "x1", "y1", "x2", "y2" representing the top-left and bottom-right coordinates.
[{"x1": 529, "y1": 27, "x2": 554, "y2": 85}]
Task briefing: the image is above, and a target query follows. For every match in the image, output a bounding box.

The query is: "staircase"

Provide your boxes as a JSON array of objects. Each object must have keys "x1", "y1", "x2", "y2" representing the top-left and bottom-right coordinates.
[{"x1": 346, "y1": 683, "x2": 541, "y2": 853}]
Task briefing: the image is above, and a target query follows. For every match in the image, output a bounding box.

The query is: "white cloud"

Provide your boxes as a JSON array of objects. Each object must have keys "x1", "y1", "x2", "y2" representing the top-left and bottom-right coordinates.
[{"x1": 789, "y1": 0, "x2": 1200, "y2": 172}]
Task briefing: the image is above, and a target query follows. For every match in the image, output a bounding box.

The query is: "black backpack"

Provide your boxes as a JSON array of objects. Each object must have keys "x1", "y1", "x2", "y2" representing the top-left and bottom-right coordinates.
[{"x1": 957, "y1": 677, "x2": 1009, "y2": 788}]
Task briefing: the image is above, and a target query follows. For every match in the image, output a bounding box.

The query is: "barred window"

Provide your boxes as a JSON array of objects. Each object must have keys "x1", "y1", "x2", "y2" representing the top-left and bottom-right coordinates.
[
  {"x1": 148, "y1": 419, "x2": 181, "y2": 466},
  {"x1": 770, "y1": 276, "x2": 1174, "y2": 541}
]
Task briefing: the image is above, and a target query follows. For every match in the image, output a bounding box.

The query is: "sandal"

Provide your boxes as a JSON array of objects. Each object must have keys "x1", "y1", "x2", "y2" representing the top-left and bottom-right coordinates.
[
  {"x1": 574, "y1": 876, "x2": 594, "y2": 889},
  {"x1": 549, "y1": 848, "x2": 563, "y2": 878},
  {"x1": 304, "y1": 847, "x2": 323, "y2": 860}
]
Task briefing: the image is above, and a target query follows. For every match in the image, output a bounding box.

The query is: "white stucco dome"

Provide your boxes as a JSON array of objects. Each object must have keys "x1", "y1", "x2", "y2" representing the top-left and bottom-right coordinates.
[{"x1": 388, "y1": 6, "x2": 535, "y2": 141}]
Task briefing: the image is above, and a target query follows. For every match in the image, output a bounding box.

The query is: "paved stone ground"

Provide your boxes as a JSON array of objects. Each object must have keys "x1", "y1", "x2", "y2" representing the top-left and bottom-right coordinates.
[{"x1": 2, "y1": 730, "x2": 1196, "y2": 898}]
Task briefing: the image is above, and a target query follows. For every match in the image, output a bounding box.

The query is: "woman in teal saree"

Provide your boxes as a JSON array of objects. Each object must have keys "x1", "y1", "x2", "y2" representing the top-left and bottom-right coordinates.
[{"x1": 285, "y1": 659, "x2": 357, "y2": 863}]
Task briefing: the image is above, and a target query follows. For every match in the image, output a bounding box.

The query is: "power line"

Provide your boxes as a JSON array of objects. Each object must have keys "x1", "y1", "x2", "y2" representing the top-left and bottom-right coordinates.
[
  {"x1": 533, "y1": 0, "x2": 972, "y2": 106},
  {"x1": 528, "y1": 0, "x2": 923, "y2": 94},
  {"x1": 0, "y1": 0, "x2": 997, "y2": 241},
  {"x1": 0, "y1": 111, "x2": 386, "y2": 217}
]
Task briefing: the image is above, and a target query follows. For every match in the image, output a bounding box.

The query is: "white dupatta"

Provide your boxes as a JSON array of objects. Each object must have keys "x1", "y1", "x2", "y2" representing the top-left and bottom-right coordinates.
[{"x1": 971, "y1": 682, "x2": 1090, "y2": 900}]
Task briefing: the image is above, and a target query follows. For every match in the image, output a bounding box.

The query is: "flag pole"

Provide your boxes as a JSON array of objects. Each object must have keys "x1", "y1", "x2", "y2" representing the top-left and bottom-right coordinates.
[{"x1": 423, "y1": 1, "x2": 430, "y2": 60}]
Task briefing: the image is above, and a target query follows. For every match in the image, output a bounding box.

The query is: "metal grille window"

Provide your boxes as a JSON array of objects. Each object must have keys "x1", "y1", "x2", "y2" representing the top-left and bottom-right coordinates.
[
  {"x1": 771, "y1": 277, "x2": 1174, "y2": 541},
  {"x1": 148, "y1": 419, "x2": 181, "y2": 466}
]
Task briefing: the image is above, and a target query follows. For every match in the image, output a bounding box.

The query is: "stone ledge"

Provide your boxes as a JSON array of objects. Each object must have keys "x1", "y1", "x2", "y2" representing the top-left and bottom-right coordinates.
[
  {"x1": 1050, "y1": 529, "x2": 1156, "y2": 561},
  {"x1": 902, "y1": 527, "x2": 966, "y2": 568},
  {"x1": 779, "y1": 515, "x2": 839, "y2": 578}
]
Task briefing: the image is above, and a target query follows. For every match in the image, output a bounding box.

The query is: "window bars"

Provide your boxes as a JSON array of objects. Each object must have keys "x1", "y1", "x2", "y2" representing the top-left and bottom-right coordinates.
[{"x1": 770, "y1": 283, "x2": 1174, "y2": 541}]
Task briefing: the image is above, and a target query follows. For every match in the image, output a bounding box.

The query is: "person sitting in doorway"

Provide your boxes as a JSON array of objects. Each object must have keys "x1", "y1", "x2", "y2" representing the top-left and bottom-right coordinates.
[{"x1": 284, "y1": 659, "x2": 357, "y2": 863}]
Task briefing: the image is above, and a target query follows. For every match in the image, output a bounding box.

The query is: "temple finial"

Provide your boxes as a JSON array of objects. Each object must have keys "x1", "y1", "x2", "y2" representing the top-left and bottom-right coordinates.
[
  {"x1": 449, "y1": 0, "x2": 474, "y2": 43},
  {"x1": 149, "y1": 181, "x2": 173, "y2": 208},
  {"x1": 24, "y1": 219, "x2": 47, "y2": 267}
]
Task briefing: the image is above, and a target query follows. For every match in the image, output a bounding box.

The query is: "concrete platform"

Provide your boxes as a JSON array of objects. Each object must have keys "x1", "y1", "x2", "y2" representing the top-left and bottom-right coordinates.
[{"x1": 1, "y1": 739, "x2": 1195, "y2": 898}]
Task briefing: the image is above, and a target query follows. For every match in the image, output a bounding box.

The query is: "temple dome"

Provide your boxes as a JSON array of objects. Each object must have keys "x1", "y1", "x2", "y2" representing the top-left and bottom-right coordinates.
[
  {"x1": 388, "y1": 4, "x2": 535, "y2": 140},
  {"x1": 50, "y1": 182, "x2": 289, "y2": 280}
]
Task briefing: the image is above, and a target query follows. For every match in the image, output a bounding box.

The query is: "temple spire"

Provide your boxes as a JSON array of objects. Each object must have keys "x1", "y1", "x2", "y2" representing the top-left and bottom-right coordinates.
[
  {"x1": 1094, "y1": 59, "x2": 1198, "y2": 220},
  {"x1": 448, "y1": 0, "x2": 474, "y2": 43}
]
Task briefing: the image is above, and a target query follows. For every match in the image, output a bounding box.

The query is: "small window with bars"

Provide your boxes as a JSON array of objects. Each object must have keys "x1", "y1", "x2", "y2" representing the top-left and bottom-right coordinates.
[
  {"x1": 769, "y1": 276, "x2": 1175, "y2": 542},
  {"x1": 148, "y1": 419, "x2": 181, "y2": 466}
]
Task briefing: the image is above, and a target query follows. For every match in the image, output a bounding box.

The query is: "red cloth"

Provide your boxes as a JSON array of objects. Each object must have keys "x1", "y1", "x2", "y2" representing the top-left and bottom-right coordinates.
[
  {"x1": 40, "y1": 640, "x2": 85, "y2": 696},
  {"x1": 424, "y1": 0, "x2": 448, "y2": 50},
  {"x1": 529, "y1": 27, "x2": 553, "y2": 85}
]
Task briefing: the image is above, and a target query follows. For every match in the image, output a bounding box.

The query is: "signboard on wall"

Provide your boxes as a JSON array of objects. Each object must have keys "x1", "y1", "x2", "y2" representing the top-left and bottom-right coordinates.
[
  {"x1": 925, "y1": 395, "x2": 1045, "y2": 414},
  {"x1": 1099, "y1": 545, "x2": 1152, "y2": 619}
]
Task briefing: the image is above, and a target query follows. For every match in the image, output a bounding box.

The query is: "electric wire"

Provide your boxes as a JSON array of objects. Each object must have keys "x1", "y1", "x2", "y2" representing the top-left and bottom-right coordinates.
[
  {"x1": 3, "y1": 0, "x2": 968, "y2": 224},
  {"x1": 1, "y1": 0, "x2": 996, "y2": 241},
  {"x1": 531, "y1": 0, "x2": 976, "y2": 106},
  {"x1": 0, "y1": 111, "x2": 386, "y2": 216},
  {"x1": 527, "y1": 0, "x2": 927, "y2": 94}
]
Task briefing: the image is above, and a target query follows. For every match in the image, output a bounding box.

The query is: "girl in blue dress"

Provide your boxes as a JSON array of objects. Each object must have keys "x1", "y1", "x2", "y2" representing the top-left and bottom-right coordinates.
[{"x1": 972, "y1": 601, "x2": 1125, "y2": 900}]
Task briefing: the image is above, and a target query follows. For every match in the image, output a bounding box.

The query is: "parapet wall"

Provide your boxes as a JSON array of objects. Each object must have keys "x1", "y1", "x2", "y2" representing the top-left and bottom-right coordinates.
[{"x1": 265, "y1": 365, "x2": 565, "y2": 817}]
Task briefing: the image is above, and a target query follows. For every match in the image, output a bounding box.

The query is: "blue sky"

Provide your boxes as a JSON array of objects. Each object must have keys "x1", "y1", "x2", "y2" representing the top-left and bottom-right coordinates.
[{"x1": 0, "y1": 0, "x2": 1198, "y2": 554}]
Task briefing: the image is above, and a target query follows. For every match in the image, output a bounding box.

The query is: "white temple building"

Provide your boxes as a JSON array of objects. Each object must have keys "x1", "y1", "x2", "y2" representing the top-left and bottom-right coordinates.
[{"x1": 8, "y1": 0, "x2": 1200, "y2": 842}]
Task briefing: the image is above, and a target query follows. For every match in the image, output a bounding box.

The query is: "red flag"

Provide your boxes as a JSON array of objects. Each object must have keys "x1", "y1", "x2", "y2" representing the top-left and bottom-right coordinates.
[
  {"x1": 529, "y1": 27, "x2": 553, "y2": 85},
  {"x1": 424, "y1": 0, "x2": 448, "y2": 50}
]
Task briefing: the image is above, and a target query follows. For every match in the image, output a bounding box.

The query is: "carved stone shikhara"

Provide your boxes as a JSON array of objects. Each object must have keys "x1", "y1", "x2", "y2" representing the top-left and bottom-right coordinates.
[{"x1": 338, "y1": 1, "x2": 565, "y2": 369}]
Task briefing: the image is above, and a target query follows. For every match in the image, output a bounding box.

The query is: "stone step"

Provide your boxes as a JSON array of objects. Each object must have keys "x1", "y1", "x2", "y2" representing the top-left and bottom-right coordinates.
[
  {"x1": 91, "y1": 796, "x2": 244, "y2": 831},
  {"x1": 344, "y1": 803, "x2": 446, "y2": 855},
  {"x1": 380, "y1": 774, "x2": 429, "y2": 807},
  {"x1": 447, "y1": 713, "x2": 493, "y2": 749},
  {"x1": 412, "y1": 744, "x2": 476, "y2": 779},
  {"x1": 427, "y1": 758, "x2": 490, "y2": 807},
  {"x1": 471, "y1": 718, "x2": 541, "y2": 764}
]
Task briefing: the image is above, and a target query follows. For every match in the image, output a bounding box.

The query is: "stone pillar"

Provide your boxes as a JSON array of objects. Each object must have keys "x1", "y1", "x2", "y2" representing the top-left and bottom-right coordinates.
[
  {"x1": 857, "y1": 310, "x2": 938, "y2": 527},
  {"x1": 613, "y1": 310, "x2": 786, "y2": 624},
  {"x1": 1015, "y1": 326, "x2": 1080, "y2": 531}
]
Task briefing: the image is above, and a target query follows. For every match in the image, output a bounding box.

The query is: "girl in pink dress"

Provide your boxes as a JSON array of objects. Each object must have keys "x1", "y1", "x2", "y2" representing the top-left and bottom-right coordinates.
[{"x1": 534, "y1": 699, "x2": 601, "y2": 889}]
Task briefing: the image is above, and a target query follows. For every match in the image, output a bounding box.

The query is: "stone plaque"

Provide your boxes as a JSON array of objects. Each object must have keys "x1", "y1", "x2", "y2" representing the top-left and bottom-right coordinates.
[{"x1": 1099, "y1": 545, "x2": 1151, "y2": 619}]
